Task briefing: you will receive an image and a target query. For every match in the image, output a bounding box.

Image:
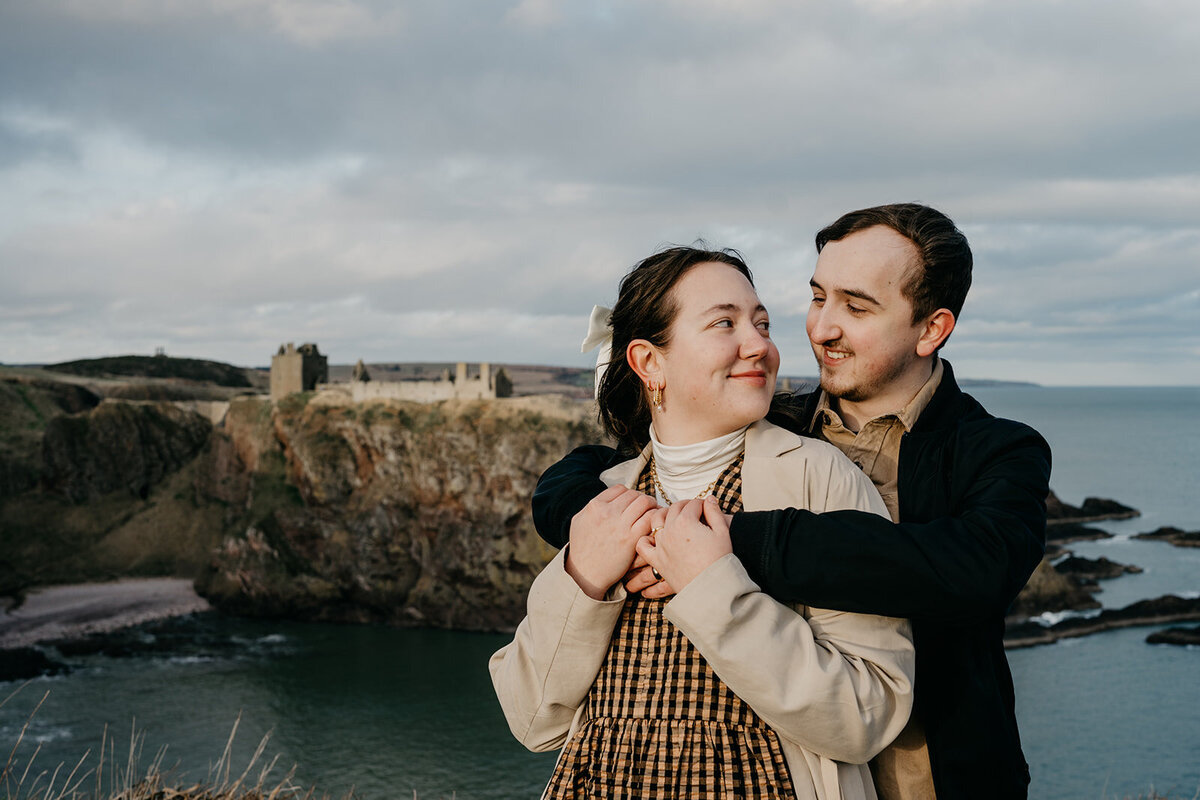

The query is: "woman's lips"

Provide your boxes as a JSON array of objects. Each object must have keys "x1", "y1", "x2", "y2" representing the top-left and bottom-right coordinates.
[{"x1": 729, "y1": 370, "x2": 768, "y2": 385}]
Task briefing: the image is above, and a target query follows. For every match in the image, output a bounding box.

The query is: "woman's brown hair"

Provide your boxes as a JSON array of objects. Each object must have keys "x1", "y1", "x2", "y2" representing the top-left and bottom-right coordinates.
[{"x1": 597, "y1": 245, "x2": 753, "y2": 454}]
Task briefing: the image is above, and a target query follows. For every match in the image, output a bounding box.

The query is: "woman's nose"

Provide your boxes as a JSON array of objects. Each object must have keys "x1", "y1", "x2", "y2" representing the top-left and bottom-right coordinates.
[{"x1": 740, "y1": 327, "x2": 770, "y2": 359}]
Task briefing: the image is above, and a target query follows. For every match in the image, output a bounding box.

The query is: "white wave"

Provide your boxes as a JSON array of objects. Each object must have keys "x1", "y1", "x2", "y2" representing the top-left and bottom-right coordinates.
[{"x1": 1030, "y1": 608, "x2": 1103, "y2": 627}]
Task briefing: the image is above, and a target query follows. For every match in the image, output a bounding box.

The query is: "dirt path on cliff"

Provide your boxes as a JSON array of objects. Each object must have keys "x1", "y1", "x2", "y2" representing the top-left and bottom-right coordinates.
[{"x1": 0, "y1": 578, "x2": 210, "y2": 649}]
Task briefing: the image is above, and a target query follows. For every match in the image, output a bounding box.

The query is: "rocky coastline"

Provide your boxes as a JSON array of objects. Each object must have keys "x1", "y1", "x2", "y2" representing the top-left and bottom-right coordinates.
[
  {"x1": 3, "y1": 370, "x2": 1198, "y2": 672},
  {"x1": 1003, "y1": 491, "x2": 1200, "y2": 648}
]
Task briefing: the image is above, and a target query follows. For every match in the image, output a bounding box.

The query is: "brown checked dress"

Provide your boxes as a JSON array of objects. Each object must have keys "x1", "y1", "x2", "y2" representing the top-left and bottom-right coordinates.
[{"x1": 543, "y1": 454, "x2": 798, "y2": 799}]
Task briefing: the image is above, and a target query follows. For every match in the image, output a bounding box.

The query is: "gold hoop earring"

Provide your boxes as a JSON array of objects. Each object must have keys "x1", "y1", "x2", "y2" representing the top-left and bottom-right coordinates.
[{"x1": 650, "y1": 383, "x2": 664, "y2": 410}]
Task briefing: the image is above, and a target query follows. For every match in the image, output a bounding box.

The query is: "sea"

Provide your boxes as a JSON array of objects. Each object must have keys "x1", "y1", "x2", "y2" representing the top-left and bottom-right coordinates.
[{"x1": 2, "y1": 386, "x2": 1198, "y2": 800}]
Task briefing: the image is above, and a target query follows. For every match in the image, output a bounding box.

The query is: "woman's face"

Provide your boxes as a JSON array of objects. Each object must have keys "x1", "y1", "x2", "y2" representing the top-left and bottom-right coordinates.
[{"x1": 650, "y1": 261, "x2": 780, "y2": 445}]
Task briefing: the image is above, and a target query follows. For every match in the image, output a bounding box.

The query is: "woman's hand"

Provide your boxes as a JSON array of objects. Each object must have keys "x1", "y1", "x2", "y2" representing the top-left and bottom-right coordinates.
[
  {"x1": 635, "y1": 495, "x2": 732, "y2": 593},
  {"x1": 565, "y1": 485, "x2": 659, "y2": 600},
  {"x1": 623, "y1": 506, "x2": 677, "y2": 598}
]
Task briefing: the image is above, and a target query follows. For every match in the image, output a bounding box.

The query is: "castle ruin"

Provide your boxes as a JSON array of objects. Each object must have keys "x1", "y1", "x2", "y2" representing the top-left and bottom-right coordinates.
[
  {"x1": 269, "y1": 342, "x2": 511, "y2": 403},
  {"x1": 271, "y1": 343, "x2": 328, "y2": 399}
]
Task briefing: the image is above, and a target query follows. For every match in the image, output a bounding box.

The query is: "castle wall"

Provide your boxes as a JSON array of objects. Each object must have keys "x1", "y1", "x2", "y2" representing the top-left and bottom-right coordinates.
[
  {"x1": 341, "y1": 363, "x2": 511, "y2": 404},
  {"x1": 350, "y1": 374, "x2": 498, "y2": 404}
]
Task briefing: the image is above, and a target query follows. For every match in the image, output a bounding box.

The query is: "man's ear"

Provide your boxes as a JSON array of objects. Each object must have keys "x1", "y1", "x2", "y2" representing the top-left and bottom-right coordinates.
[
  {"x1": 916, "y1": 309, "x2": 956, "y2": 357},
  {"x1": 627, "y1": 339, "x2": 663, "y2": 386}
]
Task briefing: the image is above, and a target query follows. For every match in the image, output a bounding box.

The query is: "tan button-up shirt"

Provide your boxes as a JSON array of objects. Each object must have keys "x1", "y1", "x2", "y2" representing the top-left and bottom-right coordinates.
[{"x1": 809, "y1": 359, "x2": 944, "y2": 800}]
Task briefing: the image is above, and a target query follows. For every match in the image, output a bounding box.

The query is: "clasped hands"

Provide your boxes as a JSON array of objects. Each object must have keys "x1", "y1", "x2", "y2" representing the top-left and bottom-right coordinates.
[{"x1": 563, "y1": 485, "x2": 734, "y2": 602}]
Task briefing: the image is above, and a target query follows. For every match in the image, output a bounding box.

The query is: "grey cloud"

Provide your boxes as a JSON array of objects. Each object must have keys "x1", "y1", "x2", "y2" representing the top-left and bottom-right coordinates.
[{"x1": 2, "y1": 0, "x2": 1199, "y2": 384}]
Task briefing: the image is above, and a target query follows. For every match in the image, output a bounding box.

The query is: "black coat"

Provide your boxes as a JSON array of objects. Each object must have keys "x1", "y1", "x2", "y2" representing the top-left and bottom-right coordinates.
[{"x1": 531, "y1": 361, "x2": 1052, "y2": 800}]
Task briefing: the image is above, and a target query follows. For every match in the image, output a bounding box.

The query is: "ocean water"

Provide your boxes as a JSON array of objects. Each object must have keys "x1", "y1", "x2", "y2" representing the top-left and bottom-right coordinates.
[
  {"x1": 973, "y1": 385, "x2": 1200, "y2": 800},
  {"x1": 2, "y1": 385, "x2": 1198, "y2": 799}
]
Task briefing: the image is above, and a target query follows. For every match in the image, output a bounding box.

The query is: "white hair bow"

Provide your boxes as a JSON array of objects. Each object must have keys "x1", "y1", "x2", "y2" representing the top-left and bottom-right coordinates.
[{"x1": 581, "y1": 305, "x2": 613, "y2": 400}]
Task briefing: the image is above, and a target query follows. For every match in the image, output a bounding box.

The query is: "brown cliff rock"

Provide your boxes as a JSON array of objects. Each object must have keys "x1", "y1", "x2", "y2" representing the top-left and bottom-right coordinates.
[
  {"x1": 195, "y1": 395, "x2": 602, "y2": 632},
  {"x1": 1009, "y1": 558, "x2": 1101, "y2": 618}
]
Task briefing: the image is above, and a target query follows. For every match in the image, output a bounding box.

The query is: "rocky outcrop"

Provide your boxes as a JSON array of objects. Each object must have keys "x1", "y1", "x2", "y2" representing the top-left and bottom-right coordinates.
[
  {"x1": 41, "y1": 401, "x2": 211, "y2": 503},
  {"x1": 1010, "y1": 553, "x2": 1142, "y2": 627},
  {"x1": 1009, "y1": 559, "x2": 1100, "y2": 618},
  {"x1": 1053, "y1": 555, "x2": 1142, "y2": 584},
  {"x1": 1006, "y1": 595, "x2": 1200, "y2": 648},
  {"x1": 1146, "y1": 624, "x2": 1200, "y2": 646},
  {"x1": 1045, "y1": 491, "x2": 1139, "y2": 524},
  {"x1": 1133, "y1": 526, "x2": 1200, "y2": 548},
  {"x1": 195, "y1": 394, "x2": 603, "y2": 632},
  {"x1": 1045, "y1": 523, "x2": 1113, "y2": 545},
  {"x1": 1010, "y1": 553, "x2": 1142, "y2": 623}
]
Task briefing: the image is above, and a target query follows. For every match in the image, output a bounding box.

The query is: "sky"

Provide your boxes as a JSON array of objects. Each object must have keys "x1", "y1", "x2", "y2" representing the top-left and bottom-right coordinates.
[{"x1": 1, "y1": 0, "x2": 1198, "y2": 386}]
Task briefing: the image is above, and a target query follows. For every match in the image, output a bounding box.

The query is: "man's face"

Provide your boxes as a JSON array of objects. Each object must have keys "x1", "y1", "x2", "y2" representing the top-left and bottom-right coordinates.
[{"x1": 806, "y1": 225, "x2": 929, "y2": 405}]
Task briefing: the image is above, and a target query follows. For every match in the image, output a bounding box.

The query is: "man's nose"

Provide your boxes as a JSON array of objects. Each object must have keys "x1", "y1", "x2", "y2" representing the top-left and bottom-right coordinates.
[{"x1": 807, "y1": 306, "x2": 840, "y2": 343}]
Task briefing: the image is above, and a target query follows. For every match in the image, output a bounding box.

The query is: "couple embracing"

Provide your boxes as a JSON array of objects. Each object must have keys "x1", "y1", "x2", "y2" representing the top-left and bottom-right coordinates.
[{"x1": 491, "y1": 203, "x2": 1051, "y2": 800}]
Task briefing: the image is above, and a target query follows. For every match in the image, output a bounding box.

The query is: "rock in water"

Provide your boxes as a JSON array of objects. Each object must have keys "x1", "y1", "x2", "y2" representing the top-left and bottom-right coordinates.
[
  {"x1": 1009, "y1": 558, "x2": 1100, "y2": 618},
  {"x1": 1147, "y1": 625, "x2": 1200, "y2": 645}
]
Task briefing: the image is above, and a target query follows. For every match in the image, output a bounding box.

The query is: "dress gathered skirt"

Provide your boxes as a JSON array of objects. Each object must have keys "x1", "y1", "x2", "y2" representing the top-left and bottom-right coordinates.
[{"x1": 544, "y1": 459, "x2": 797, "y2": 800}]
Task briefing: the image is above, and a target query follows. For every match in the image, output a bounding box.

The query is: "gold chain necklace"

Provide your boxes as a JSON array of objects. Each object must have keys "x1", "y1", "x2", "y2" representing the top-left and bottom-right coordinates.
[{"x1": 648, "y1": 455, "x2": 720, "y2": 506}]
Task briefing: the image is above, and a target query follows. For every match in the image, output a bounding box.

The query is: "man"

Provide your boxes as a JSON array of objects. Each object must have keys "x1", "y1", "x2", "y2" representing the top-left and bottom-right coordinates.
[{"x1": 532, "y1": 203, "x2": 1051, "y2": 800}]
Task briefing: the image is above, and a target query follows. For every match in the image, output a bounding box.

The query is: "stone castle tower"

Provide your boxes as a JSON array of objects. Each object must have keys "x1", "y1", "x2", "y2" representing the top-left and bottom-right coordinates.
[{"x1": 271, "y1": 342, "x2": 328, "y2": 399}]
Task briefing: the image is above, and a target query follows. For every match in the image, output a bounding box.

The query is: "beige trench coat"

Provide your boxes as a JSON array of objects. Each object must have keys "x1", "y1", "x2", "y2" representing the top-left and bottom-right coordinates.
[{"x1": 490, "y1": 420, "x2": 915, "y2": 800}]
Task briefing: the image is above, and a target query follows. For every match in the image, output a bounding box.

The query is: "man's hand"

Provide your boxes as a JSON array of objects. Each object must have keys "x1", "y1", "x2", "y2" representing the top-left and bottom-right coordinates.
[
  {"x1": 635, "y1": 496, "x2": 732, "y2": 593},
  {"x1": 565, "y1": 486, "x2": 658, "y2": 600}
]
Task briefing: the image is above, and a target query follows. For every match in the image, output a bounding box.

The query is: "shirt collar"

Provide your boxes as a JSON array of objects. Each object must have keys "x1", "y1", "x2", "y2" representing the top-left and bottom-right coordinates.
[{"x1": 809, "y1": 358, "x2": 945, "y2": 433}]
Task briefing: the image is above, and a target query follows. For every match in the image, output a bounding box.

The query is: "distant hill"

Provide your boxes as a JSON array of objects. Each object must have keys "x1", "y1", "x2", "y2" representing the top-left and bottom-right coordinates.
[{"x1": 45, "y1": 355, "x2": 253, "y2": 388}]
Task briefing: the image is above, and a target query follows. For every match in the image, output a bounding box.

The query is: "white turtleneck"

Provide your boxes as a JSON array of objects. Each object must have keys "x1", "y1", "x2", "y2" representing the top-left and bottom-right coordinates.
[{"x1": 647, "y1": 424, "x2": 748, "y2": 505}]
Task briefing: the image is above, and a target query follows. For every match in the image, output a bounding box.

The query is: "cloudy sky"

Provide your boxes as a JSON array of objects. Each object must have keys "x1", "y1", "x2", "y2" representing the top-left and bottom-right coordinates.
[{"x1": 2, "y1": 0, "x2": 1197, "y2": 386}]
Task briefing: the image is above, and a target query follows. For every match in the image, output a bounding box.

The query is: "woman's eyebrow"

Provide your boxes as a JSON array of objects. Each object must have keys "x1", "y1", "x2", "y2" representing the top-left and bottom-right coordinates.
[
  {"x1": 700, "y1": 303, "x2": 740, "y2": 315},
  {"x1": 699, "y1": 302, "x2": 768, "y2": 315}
]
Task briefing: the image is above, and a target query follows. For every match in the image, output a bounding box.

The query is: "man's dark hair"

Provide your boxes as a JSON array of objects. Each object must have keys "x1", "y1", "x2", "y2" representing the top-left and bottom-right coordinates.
[
  {"x1": 815, "y1": 203, "x2": 972, "y2": 325},
  {"x1": 597, "y1": 245, "x2": 753, "y2": 454}
]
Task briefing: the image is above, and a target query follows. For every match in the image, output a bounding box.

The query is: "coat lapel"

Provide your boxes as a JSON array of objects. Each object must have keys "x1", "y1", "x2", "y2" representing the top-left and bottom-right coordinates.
[
  {"x1": 742, "y1": 420, "x2": 809, "y2": 512},
  {"x1": 600, "y1": 444, "x2": 651, "y2": 490}
]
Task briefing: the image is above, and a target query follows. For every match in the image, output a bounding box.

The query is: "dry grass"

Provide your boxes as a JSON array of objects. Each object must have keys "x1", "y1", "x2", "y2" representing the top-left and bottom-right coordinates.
[{"x1": 2, "y1": 684, "x2": 353, "y2": 800}]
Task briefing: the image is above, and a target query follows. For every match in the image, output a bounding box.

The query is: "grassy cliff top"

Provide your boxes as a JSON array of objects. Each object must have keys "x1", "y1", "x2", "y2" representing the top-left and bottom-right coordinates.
[{"x1": 45, "y1": 355, "x2": 253, "y2": 387}]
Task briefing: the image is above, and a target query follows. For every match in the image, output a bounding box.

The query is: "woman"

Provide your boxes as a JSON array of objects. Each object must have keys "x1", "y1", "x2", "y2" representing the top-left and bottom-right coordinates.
[{"x1": 490, "y1": 247, "x2": 914, "y2": 800}]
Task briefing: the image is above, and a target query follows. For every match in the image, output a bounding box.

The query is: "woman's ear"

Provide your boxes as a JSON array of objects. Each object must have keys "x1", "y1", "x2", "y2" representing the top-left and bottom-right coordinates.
[
  {"x1": 916, "y1": 309, "x2": 956, "y2": 357},
  {"x1": 627, "y1": 339, "x2": 663, "y2": 387}
]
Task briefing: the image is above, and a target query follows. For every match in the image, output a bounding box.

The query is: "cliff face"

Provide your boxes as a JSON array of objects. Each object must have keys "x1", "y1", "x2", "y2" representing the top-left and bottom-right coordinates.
[
  {"x1": 194, "y1": 394, "x2": 602, "y2": 632},
  {"x1": 3, "y1": 378, "x2": 601, "y2": 629},
  {"x1": 0, "y1": 377, "x2": 100, "y2": 499},
  {"x1": 1, "y1": 392, "x2": 218, "y2": 594},
  {"x1": 43, "y1": 400, "x2": 211, "y2": 503}
]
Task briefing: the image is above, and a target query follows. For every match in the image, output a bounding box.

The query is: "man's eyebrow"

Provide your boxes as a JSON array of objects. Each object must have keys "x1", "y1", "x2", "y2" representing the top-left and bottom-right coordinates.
[
  {"x1": 842, "y1": 288, "x2": 881, "y2": 305},
  {"x1": 809, "y1": 279, "x2": 880, "y2": 306}
]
